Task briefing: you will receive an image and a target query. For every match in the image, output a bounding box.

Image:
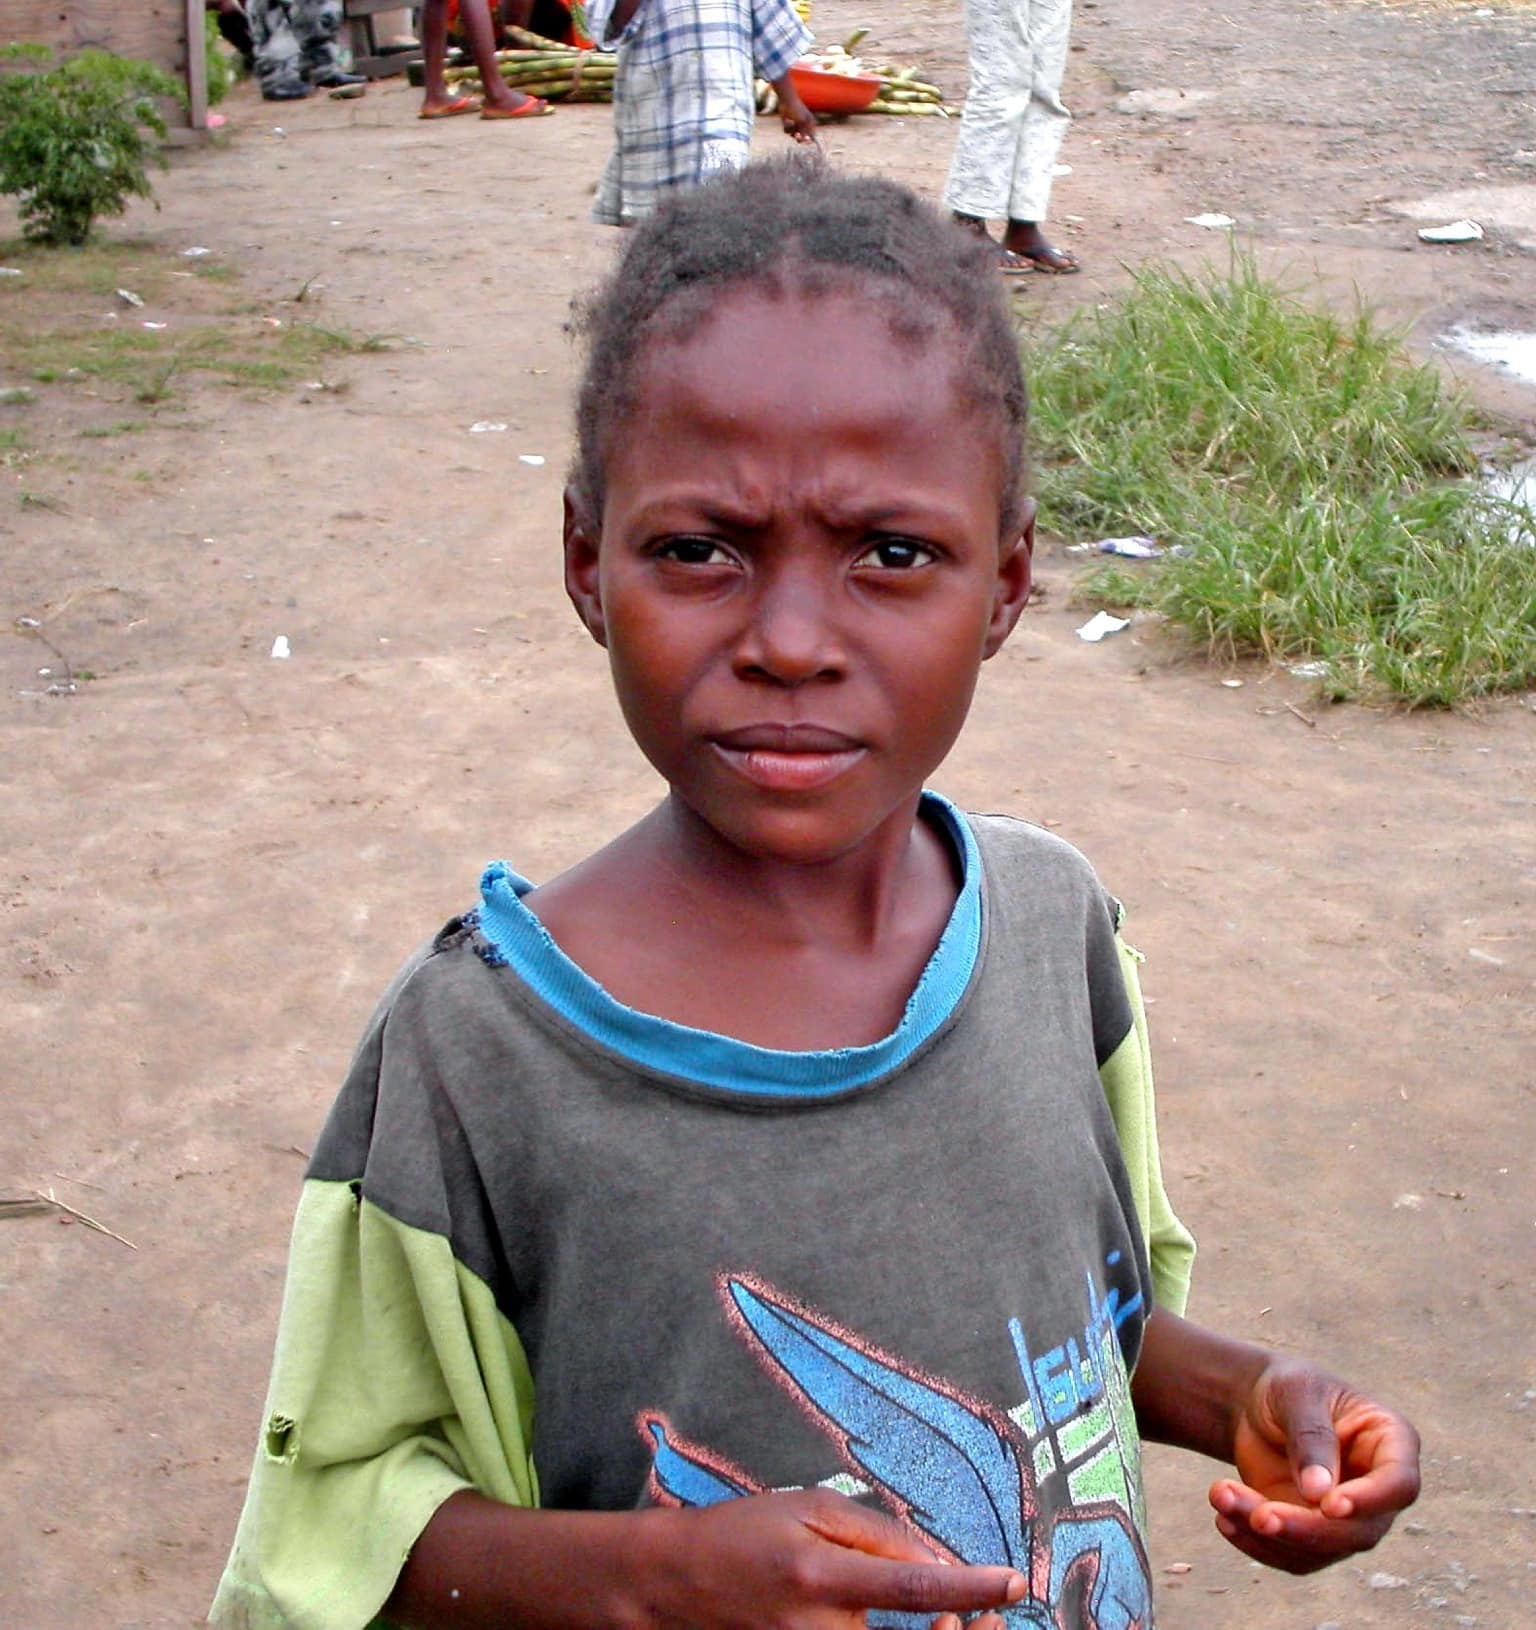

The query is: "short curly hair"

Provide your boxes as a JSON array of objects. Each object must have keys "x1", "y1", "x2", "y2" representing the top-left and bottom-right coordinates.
[{"x1": 569, "y1": 161, "x2": 1030, "y2": 536}]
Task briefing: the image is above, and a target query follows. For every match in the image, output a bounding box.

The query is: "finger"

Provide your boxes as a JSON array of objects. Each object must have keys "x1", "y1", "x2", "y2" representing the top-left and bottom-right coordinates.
[
  {"x1": 1208, "y1": 1477, "x2": 1258, "y2": 1518},
  {"x1": 1255, "y1": 1505, "x2": 1395, "y2": 1563},
  {"x1": 798, "y1": 1492, "x2": 944, "y2": 1565},
  {"x1": 1281, "y1": 1402, "x2": 1343, "y2": 1505},
  {"x1": 1327, "y1": 1416, "x2": 1422, "y2": 1520},
  {"x1": 817, "y1": 1556, "x2": 1027, "y2": 1617},
  {"x1": 1213, "y1": 1512, "x2": 1333, "y2": 1576},
  {"x1": 1217, "y1": 1486, "x2": 1398, "y2": 1559}
]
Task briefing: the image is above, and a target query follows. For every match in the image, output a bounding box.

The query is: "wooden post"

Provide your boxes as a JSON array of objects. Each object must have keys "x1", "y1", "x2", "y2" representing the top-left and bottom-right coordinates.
[{"x1": 184, "y1": 0, "x2": 209, "y2": 129}]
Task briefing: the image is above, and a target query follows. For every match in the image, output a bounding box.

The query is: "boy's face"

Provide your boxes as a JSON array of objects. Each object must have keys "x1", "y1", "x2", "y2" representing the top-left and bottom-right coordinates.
[{"x1": 564, "y1": 287, "x2": 1033, "y2": 866}]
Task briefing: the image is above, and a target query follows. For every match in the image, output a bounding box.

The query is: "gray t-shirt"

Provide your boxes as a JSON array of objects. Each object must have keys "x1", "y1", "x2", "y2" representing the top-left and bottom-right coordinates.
[{"x1": 308, "y1": 808, "x2": 1157, "y2": 1625}]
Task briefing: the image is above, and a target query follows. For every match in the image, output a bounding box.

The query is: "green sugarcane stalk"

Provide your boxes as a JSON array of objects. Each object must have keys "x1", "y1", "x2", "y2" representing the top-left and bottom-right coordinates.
[
  {"x1": 866, "y1": 99, "x2": 951, "y2": 115},
  {"x1": 499, "y1": 64, "x2": 614, "y2": 80},
  {"x1": 453, "y1": 75, "x2": 614, "y2": 99},
  {"x1": 506, "y1": 24, "x2": 578, "y2": 49}
]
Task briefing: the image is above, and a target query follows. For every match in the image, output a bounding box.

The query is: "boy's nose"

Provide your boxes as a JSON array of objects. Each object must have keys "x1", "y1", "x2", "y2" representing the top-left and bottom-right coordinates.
[{"x1": 731, "y1": 569, "x2": 846, "y2": 686}]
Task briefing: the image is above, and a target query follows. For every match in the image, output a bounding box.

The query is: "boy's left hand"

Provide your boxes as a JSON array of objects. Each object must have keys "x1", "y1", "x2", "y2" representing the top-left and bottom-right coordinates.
[{"x1": 1209, "y1": 1361, "x2": 1421, "y2": 1573}]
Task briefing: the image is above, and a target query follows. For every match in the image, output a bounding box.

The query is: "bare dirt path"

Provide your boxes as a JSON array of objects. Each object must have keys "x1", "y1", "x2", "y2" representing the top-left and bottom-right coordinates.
[{"x1": 2, "y1": 1, "x2": 1533, "y2": 1625}]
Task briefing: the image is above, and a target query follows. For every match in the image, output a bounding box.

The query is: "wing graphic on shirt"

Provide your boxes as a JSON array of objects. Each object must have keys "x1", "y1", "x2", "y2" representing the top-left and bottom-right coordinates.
[
  {"x1": 642, "y1": 1413, "x2": 758, "y2": 1507},
  {"x1": 725, "y1": 1277, "x2": 1030, "y2": 1572},
  {"x1": 637, "y1": 1274, "x2": 1150, "y2": 1630}
]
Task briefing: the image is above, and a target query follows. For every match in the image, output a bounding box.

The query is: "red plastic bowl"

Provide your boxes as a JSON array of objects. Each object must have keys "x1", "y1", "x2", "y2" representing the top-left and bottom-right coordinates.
[{"x1": 788, "y1": 63, "x2": 882, "y2": 114}]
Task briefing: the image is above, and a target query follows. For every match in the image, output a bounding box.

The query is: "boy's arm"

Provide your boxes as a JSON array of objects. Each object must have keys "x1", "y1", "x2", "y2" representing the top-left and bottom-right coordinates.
[
  {"x1": 1132, "y1": 1306, "x2": 1421, "y2": 1574},
  {"x1": 386, "y1": 1486, "x2": 1030, "y2": 1630},
  {"x1": 768, "y1": 72, "x2": 818, "y2": 144}
]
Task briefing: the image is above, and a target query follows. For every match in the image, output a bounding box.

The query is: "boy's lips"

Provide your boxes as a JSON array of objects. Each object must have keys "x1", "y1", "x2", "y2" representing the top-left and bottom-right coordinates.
[{"x1": 710, "y1": 723, "x2": 867, "y2": 792}]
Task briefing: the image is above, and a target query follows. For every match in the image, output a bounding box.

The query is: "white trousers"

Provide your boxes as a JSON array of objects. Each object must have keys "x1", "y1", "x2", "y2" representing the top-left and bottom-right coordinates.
[{"x1": 943, "y1": 0, "x2": 1073, "y2": 224}]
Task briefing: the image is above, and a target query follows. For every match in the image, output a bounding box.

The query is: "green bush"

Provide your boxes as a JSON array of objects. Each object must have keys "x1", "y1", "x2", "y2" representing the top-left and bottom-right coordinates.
[
  {"x1": 1023, "y1": 254, "x2": 1536, "y2": 706},
  {"x1": 205, "y1": 13, "x2": 238, "y2": 107},
  {"x1": 0, "y1": 46, "x2": 185, "y2": 246}
]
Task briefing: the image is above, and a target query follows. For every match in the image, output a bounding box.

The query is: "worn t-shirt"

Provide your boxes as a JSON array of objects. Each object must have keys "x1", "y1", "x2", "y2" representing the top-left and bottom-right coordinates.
[{"x1": 211, "y1": 801, "x2": 1195, "y2": 1630}]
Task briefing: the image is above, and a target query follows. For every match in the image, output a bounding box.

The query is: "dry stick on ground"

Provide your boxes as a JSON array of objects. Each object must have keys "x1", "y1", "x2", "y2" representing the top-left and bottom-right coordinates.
[
  {"x1": 51, "y1": 1170, "x2": 106, "y2": 1192},
  {"x1": 1284, "y1": 701, "x2": 1318, "y2": 728},
  {"x1": 0, "y1": 1196, "x2": 56, "y2": 1220},
  {"x1": 30, "y1": 1187, "x2": 138, "y2": 1249}
]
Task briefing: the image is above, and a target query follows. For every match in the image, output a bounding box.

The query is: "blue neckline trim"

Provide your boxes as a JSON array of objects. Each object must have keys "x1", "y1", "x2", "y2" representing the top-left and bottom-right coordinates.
[{"x1": 473, "y1": 792, "x2": 983, "y2": 1099}]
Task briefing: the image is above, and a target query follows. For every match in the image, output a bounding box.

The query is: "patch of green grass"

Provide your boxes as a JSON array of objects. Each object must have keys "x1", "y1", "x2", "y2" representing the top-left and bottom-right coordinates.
[
  {"x1": 1024, "y1": 253, "x2": 1536, "y2": 706},
  {"x1": 0, "y1": 240, "x2": 390, "y2": 404},
  {"x1": 0, "y1": 314, "x2": 392, "y2": 403},
  {"x1": 78, "y1": 418, "x2": 150, "y2": 438},
  {"x1": 187, "y1": 256, "x2": 239, "y2": 282},
  {"x1": 1, "y1": 424, "x2": 39, "y2": 469},
  {"x1": 0, "y1": 236, "x2": 171, "y2": 298}
]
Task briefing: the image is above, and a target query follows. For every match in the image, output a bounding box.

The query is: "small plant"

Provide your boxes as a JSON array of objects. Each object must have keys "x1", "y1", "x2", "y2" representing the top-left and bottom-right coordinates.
[
  {"x1": 205, "y1": 13, "x2": 238, "y2": 107},
  {"x1": 0, "y1": 45, "x2": 185, "y2": 246},
  {"x1": 1024, "y1": 253, "x2": 1536, "y2": 706}
]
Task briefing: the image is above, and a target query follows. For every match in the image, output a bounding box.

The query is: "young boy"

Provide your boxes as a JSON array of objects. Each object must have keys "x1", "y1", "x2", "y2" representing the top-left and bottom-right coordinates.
[
  {"x1": 211, "y1": 164, "x2": 1419, "y2": 1630},
  {"x1": 585, "y1": 0, "x2": 817, "y2": 225}
]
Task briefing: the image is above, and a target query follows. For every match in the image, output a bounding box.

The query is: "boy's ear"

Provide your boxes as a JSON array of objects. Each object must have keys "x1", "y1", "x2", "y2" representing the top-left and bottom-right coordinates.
[
  {"x1": 563, "y1": 485, "x2": 608, "y2": 649},
  {"x1": 983, "y1": 496, "x2": 1035, "y2": 658}
]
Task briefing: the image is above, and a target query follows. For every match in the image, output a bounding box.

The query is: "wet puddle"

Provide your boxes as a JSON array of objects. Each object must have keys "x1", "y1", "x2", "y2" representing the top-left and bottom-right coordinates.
[
  {"x1": 1440, "y1": 324, "x2": 1536, "y2": 390},
  {"x1": 1481, "y1": 459, "x2": 1536, "y2": 549},
  {"x1": 1437, "y1": 326, "x2": 1536, "y2": 543}
]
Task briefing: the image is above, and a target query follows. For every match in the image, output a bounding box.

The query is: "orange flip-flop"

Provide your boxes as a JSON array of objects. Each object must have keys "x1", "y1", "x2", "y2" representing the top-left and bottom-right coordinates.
[
  {"x1": 419, "y1": 95, "x2": 479, "y2": 119},
  {"x1": 481, "y1": 96, "x2": 555, "y2": 118}
]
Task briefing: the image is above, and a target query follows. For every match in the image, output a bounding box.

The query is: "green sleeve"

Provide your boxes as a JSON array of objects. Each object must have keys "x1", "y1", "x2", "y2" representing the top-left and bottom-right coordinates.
[
  {"x1": 1100, "y1": 934, "x2": 1197, "y2": 1316},
  {"x1": 210, "y1": 1181, "x2": 538, "y2": 1630}
]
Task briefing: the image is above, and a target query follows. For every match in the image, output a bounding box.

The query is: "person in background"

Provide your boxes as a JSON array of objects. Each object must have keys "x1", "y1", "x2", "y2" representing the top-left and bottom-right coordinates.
[
  {"x1": 207, "y1": 0, "x2": 257, "y2": 73},
  {"x1": 584, "y1": 0, "x2": 817, "y2": 225},
  {"x1": 419, "y1": 0, "x2": 558, "y2": 116},
  {"x1": 248, "y1": 0, "x2": 367, "y2": 100},
  {"x1": 944, "y1": 0, "x2": 1080, "y2": 273}
]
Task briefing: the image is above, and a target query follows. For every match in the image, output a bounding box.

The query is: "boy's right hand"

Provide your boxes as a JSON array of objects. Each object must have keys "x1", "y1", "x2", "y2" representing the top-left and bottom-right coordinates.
[
  {"x1": 637, "y1": 1489, "x2": 1028, "y2": 1630},
  {"x1": 776, "y1": 87, "x2": 820, "y2": 144}
]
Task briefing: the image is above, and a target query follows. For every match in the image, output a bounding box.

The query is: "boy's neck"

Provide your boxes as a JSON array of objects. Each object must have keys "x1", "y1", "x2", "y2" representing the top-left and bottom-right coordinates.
[
  {"x1": 640, "y1": 791, "x2": 957, "y2": 952},
  {"x1": 521, "y1": 793, "x2": 963, "y2": 1049}
]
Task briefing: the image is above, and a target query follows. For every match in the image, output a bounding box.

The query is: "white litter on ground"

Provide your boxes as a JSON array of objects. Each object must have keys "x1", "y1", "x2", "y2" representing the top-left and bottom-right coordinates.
[
  {"x1": 1418, "y1": 219, "x2": 1484, "y2": 243},
  {"x1": 1076, "y1": 611, "x2": 1132, "y2": 643}
]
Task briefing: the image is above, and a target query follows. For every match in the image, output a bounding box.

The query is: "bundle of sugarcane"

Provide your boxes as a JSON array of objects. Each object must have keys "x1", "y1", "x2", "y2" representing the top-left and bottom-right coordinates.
[{"x1": 445, "y1": 27, "x2": 617, "y2": 102}]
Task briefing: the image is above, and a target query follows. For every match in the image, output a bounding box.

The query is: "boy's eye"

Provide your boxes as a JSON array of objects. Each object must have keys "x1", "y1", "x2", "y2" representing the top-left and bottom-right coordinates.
[
  {"x1": 655, "y1": 537, "x2": 735, "y2": 566},
  {"x1": 853, "y1": 538, "x2": 936, "y2": 571}
]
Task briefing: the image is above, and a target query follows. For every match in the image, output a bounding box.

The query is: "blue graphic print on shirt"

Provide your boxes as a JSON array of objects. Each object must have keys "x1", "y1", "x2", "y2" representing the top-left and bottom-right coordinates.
[{"x1": 640, "y1": 1274, "x2": 1153, "y2": 1629}]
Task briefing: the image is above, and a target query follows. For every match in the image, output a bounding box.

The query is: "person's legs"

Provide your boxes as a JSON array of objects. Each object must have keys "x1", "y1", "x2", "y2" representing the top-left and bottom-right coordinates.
[
  {"x1": 418, "y1": 0, "x2": 464, "y2": 108},
  {"x1": 249, "y1": 0, "x2": 312, "y2": 99},
  {"x1": 943, "y1": 0, "x2": 1032, "y2": 227},
  {"x1": 295, "y1": 0, "x2": 365, "y2": 85},
  {"x1": 1000, "y1": 0, "x2": 1076, "y2": 269},
  {"x1": 459, "y1": 0, "x2": 548, "y2": 113},
  {"x1": 420, "y1": 0, "x2": 547, "y2": 116},
  {"x1": 211, "y1": 0, "x2": 257, "y2": 70}
]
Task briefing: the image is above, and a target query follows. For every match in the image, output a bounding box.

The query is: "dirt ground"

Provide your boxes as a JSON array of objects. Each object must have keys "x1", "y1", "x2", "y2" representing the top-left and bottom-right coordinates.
[{"x1": 3, "y1": 0, "x2": 1534, "y2": 1624}]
